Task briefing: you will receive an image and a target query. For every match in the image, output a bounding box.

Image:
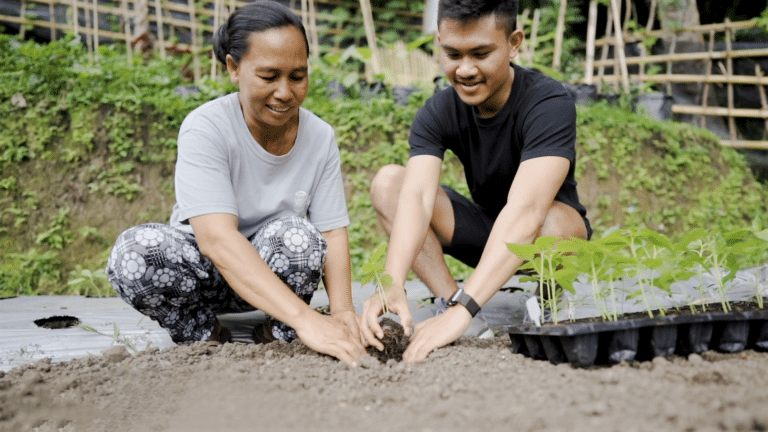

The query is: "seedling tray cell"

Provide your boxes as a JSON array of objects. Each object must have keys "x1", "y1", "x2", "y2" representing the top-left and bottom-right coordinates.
[{"x1": 506, "y1": 308, "x2": 768, "y2": 367}]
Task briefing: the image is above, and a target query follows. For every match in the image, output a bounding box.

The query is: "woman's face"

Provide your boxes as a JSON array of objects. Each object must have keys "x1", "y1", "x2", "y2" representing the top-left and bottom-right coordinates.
[{"x1": 226, "y1": 26, "x2": 309, "y2": 132}]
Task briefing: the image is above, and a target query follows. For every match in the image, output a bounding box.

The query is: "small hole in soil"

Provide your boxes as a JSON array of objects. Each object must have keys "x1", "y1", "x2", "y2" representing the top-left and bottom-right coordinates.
[{"x1": 34, "y1": 315, "x2": 81, "y2": 329}]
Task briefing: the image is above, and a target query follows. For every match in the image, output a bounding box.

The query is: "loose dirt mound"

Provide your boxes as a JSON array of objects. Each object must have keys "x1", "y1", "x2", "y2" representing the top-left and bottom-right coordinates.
[{"x1": 2, "y1": 337, "x2": 768, "y2": 432}]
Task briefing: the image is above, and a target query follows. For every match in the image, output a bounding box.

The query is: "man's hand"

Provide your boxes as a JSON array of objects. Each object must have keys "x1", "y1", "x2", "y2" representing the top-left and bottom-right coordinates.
[
  {"x1": 360, "y1": 285, "x2": 413, "y2": 351},
  {"x1": 294, "y1": 311, "x2": 365, "y2": 366},
  {"x1": 402, "y1": 305, "x2": 471, "y2": 362}
]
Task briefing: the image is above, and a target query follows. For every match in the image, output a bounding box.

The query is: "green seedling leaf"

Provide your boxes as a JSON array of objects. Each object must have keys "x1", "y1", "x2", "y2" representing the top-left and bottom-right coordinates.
[
  {"x1": 507, "y1": 243, "x2": 539, "y2": 260},
  {"x1": 640, "y1": 228, "x2": 672, "y2": 249},
  {"x1": 361, "y1": 262, "x2": 383, "y2": 275},
  {"x1": 641, "y1": 257, "x2": 664, "y2": 270},
  {"x1": 755, "y1": 229, "x2": 768, "y2": 242},
  {"x1": 534, "y1": 236, "x2": 559, "y2": 250},
  {"x1": 725, "y1": 228, "x2": 752, "y2": 247},
  {"x1": 379, "y1": 274, "x2": 393, "y2": 288},
  {"x1": 678, "y1": 228, "x2": 708, "y2": 248}
]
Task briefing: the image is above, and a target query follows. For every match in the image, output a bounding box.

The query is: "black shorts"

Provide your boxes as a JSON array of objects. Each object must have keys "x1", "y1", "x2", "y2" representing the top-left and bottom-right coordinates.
[
  {"x1": 440, "y1": 185, "x2": 592, "y2": 268},
  {"x1": 440, "y1": 185, "x2": 496, "y2": 268}
]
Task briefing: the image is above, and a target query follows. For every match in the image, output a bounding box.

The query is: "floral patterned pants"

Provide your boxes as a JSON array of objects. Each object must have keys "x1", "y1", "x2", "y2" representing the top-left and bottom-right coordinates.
[{"x1": 105, "y1": 216, "x2": 327, "y2": 343}]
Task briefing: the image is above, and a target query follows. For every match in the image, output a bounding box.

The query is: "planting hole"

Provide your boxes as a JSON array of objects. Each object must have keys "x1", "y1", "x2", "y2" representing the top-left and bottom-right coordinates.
[{"x1": 34, "y1": 315, "x2": 81, "y2": 329}]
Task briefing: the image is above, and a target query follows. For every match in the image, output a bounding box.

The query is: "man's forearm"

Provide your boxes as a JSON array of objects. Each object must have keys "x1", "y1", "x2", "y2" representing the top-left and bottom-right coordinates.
[
  {"x1": 385, "y1": 188, "x2": 434, "y2": 287},
  {"x1": 461, "y1": 203, "x2": 543, "y2": 306}
]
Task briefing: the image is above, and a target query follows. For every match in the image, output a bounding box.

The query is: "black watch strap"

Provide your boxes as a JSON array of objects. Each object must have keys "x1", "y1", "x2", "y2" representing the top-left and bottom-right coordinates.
[{"x1": 447, "y1": 288, "x2": 481, "y2": 317}]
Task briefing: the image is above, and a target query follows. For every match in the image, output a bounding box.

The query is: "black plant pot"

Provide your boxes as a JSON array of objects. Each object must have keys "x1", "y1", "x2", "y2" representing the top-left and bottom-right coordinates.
[{"x1": 507, "y1": 306, "x2": 768, "y2": 368}]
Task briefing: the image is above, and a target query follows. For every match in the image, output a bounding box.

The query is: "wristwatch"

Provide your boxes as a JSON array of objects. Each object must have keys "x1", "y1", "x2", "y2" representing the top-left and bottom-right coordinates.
[{"x1": 447, "y1": 287, "x2": 481, "y2": 317}]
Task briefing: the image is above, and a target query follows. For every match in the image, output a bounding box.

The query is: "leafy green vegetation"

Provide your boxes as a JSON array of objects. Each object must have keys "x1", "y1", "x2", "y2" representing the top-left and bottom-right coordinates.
[{"x1": 1, "y1": 34, "x2": 767, "y2": 299}]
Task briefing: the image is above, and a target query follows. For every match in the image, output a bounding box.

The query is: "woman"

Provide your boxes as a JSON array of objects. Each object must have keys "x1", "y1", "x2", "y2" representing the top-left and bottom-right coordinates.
[{"x1": 106, "y1": 1, "x2": 364, "y2": 366}]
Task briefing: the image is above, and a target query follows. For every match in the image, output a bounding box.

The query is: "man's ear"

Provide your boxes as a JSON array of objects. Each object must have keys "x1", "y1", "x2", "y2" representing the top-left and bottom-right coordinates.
[
  {"x1": 508, "y1": 29, "x2": 525, "y2": 59},
  {"x1": 226, "y1": 54, "x2": 239, "y2": 85}
]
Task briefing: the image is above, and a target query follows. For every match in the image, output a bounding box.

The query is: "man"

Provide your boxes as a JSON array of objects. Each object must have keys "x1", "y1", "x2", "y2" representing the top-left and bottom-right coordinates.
[{"x1": 360, "y1": 0, "x2": 591, "y2": 362}]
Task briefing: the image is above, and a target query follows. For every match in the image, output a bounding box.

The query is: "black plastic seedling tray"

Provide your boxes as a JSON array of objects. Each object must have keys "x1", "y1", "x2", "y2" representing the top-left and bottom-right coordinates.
[{"x1": 507, "y1": 308, "x2": 768, "y2": 367}]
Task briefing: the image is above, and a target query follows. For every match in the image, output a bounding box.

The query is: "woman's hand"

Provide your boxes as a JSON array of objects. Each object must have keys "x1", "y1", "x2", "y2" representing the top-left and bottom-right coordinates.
[
  {"x1": 332, "y1": 309, "x2": 362, "y2": 345},
  {"x1": 294, "y1": 310, "x2": 365, "y2": 366},
  {"x1": 360, "y1": 285, "x2": 413, "y2": 351}
]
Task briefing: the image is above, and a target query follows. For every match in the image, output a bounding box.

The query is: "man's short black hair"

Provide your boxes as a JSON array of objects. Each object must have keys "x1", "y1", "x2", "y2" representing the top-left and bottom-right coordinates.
[{"x1": 437, "y1": 0, "x2": 518, "y2": 36}]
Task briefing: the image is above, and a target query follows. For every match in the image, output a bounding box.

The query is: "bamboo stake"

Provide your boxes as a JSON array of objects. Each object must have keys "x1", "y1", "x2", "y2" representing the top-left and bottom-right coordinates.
[
  {"x1": 756, "y1": 65, "x2": 768, "y2": 136},
  {"x1": 594, "y1": 18, "x2": 756, "y2": 46},
  {"x1": 623, "y1": 0, "x2": 630, "y2": 33},
  {"x1": 599, "y1": 73, "x2": 768, "y2": 86},
  {"x1": 359, "y1": 0, "x2": 381, "y2": 77},
  {"x1": 121, "y1": 0, "x2": 132, "y2": 63},
  {"x1": 211, "y1": 0, "x2": 221, "y2": 80},
  {"x1": 597, "y1": 4, "x2": 613, "y2": 90},
  {"x1": 518, "y1": 8, "x2": 528, "y2": 61},
  {"x1": 49, "y1": 0, "x2": 56, "y2": 40},
  {"x1": 592, "y1": 47, "x2": 768, "y2": 68},
  {"x1": 187, "y1": 0, "x2": 200, "y2": 82},
  {"x1": 700, "y1": 29, "x2": 715, "y2": 129},
  {"x1": 72, "y1": 0, "x2": 79, "y2": 41},
  {"x1": 610, "y1": 0, "x2": 630, "y2": 92},
  {"x1": 300, "y1": 0, "x2": 308, "y2": 37},
  {"x1": 672, "y1": 105, "x2": 768, "y2": 119},
  {"x1": 92, "y1": 0, "x2": 99, "y2": 54},
  {"x1": 646, "y1": 0, "x2": 656, "y2": 32},
  {"x1": 552, "y1": 0, "x2": 567, "y2": 72},
  {"x1": 309, "y1": 0, "x2": 320, "y2": 58},
  {"x1": 308, "y1": 0, "x2": 320, "y2": 58},
  {"x1": 85, "y1": 0, "x2": 93, "y2": 64},
  {"x1": 585, "y1": 0, "x2": 597, "y2": 85},
  {"x1": 665, "y1": 34, "x2": 677, "y2": 95},
  {"x1": 19, "y1": 0, "x2": 26, "y2": 38},
  {"x1": 725, "y1": 18, "x2": 736, "y2": 141},
  {"x1": 529, "y1": 8, "x2": 540, "y2": 65},
  {"x1": 719, "y1": 140, "x2": 768, "y2": 150},
  {"x1": 154, "y1": 0, "x2": 165, "y2": 59}
]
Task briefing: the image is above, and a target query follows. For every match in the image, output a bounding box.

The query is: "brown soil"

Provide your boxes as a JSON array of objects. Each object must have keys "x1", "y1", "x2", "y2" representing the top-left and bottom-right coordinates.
[
  {"x1": 365, "y1": 317, "x2": 409, "y2": 363},
  {"x1": 2, "y1": 336, "x2": 768, "y2": 432}
]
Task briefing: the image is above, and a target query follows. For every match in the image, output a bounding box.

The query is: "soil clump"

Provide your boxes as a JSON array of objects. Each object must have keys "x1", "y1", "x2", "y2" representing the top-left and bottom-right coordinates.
[{"x1": 365, "y1": 317, "x2": 409, "y2": 363}]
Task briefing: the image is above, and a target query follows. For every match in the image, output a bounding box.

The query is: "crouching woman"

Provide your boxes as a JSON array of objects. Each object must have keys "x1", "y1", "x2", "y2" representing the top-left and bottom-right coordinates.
[{"x1": 105, "y1": 0, "x2": 364, "y2": 365}]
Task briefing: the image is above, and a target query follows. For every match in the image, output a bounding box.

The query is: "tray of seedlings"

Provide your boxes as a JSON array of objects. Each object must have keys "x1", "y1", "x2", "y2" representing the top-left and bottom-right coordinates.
[{"x1": 505, "y1": 228, "x2": 768, "y2": 367}]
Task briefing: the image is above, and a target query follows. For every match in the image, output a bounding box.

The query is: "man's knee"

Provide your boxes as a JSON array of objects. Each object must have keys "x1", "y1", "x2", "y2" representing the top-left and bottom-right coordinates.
[
  {"x1": 539, "y1": 201, "x2": 588, "y2": 240},
  {"x1": 370, "y1": 164, "x2": 405, "y2": 211}
]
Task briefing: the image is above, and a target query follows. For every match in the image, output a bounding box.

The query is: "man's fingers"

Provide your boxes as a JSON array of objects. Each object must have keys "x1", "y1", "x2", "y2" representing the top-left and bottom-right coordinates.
[{"x1": 403, "y1": 338, "x2": 430, "y2": 363}]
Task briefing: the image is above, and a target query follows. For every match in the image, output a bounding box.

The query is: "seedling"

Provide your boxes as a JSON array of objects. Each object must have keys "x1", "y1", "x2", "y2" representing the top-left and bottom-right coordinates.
[
  {"x1": 359, "y1": 243, "x2": 394, "y2": 316},
  {"x1": 508, "y1": 236, "x2": 577, "y2": 324},
  {"x1": 79, "y1": 322, "x2": 139, "y2": 355}
]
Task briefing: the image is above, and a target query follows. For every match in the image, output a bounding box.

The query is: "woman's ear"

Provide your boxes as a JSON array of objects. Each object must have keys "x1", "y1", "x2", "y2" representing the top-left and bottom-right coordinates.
[
  {"x1": 508, "y1": 29, "x2": 525, "y2": 60},
  {"x1": 226, "y1": 54, "x2": 239, "y2": 84}
]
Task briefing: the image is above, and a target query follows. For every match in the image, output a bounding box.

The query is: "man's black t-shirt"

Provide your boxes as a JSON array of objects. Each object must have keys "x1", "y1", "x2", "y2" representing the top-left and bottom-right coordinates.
[{"x1": 409, "y1": 64, "x2": 589, "y2": 225}]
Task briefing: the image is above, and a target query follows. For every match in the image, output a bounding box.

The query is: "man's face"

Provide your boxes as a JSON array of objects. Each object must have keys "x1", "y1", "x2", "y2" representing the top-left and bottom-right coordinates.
[{"x1": 438, "y1": 14, "x2": 522, "y2": 118}]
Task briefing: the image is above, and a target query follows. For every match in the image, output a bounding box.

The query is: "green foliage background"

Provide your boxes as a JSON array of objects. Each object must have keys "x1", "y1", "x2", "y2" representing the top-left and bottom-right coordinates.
[{"x1": 1, "y1": 33, "x2": 767, "y2": 298}]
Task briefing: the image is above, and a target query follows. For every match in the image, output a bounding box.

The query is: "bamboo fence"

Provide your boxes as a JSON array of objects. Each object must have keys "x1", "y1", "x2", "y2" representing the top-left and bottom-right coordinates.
[
  {"x1": 584, "y1": 1, "x2": 768, "y2": 150},
  {"x1": 0, "y1": 0, "x2": 421, "y2": 74}
]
